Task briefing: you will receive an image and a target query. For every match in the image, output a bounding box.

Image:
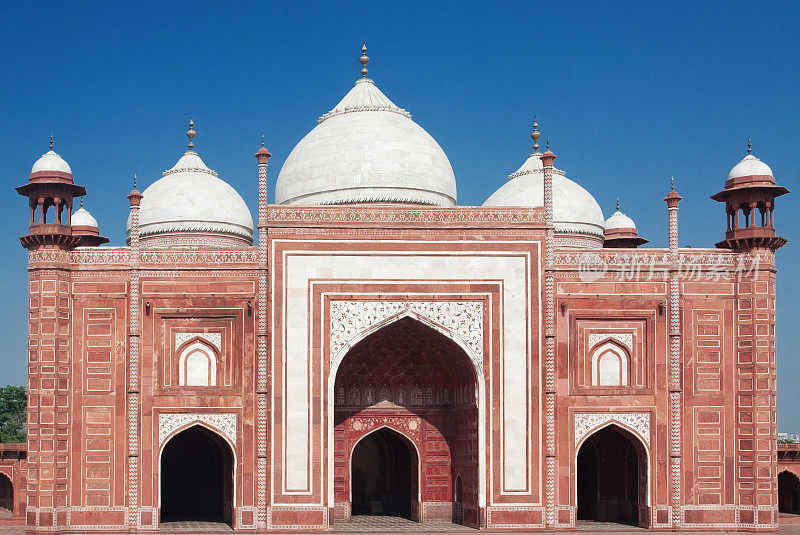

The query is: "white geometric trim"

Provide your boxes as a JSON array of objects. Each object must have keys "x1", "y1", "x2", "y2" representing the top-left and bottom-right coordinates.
[
  {"x1": 588, "y1": 332, "x2": 633, "y2": 351},
  {"x1": 574, "y1": 412, "x2": 650, "y2": 447},
  {"x1": 329, "y1": 301, "x2": 483, "y2": 371},
  {"x1": 158, "y1": 412, "x2": 237, "y2": 446},
  {"x1": 175, "y1": 332, "x2": 222, "y2": 351}
]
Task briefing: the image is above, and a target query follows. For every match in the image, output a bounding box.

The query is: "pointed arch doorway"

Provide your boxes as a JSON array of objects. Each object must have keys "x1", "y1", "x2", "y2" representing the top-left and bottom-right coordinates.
[
  {"x1": 160, "y1": 425, "x2": 234, "y2": 525},
  {"x1": 576, "y1": 425, "x2": 649, "y2": 527},
  {"x1": 351, "y1": 427, "x2": 419, "y2": 518},
  {"x1": 332, "y1": 316, "x2": 480, "y2": 527},
  {"x1": 0, "y1": 473, "x2": 12, "y2": 516}
]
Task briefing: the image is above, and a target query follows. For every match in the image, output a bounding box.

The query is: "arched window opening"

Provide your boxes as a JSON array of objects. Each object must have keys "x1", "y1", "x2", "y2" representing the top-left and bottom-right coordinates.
[
  {"x1": 576, "y1": 425, "x2": 648, "y2": 527},
  {"x1": 0, "y1": 473, "x2": 12, "y2": 516},
  {"x1": 160, "y1": 425, "x2": 233, "y2": 525},
  {"x1": 178, "y1": 340, "x2": 218, "y2": 387},
  {"x1": 779, "y1": 471, "x2": 800, "y2": 515},
  {"x1": 590, "y1": 342, "x2": 629, "y2": 386}
]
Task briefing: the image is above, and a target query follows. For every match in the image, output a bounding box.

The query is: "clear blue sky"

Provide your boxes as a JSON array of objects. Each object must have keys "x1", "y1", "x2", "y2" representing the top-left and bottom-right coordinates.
[{"x1": 1, "y1": 1, "x2": 798, "y2": 427}]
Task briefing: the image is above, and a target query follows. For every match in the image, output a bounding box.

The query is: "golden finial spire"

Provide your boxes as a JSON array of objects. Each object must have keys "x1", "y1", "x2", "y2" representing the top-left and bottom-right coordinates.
[
  {"x1": 187, "y1": 117, "x2": 196, "y2": 150},
  {"x1": 546, "y1": 135, "x2": 550, "y2": 150},
  {"x1": 616, "y1": 197, "x2": 620, "y2": 211},
  {"x1": 360, "y1": 43, "x2": 369, "y2": 77},
  {"x1": 670, "y1": 176, "x2": 674, "y2": 191},
  {"x1": 531, "y1": 116, "x2": 540, "y2": 152},
  {"x1": 80, "y1": 198, "x2": 84, "y2": 208},
  {"x1": 261, "y1": 133, "x2": 265, "y2": 148},
  {"x1": 49, "y1": 133, "x2": 54, "y2": 151},
  {"x1": 747, "y1": 137, "x2": 752, "y2": 155},
  {"x1": 133, "y1": 173, "x2": 137, "y2": 189}
]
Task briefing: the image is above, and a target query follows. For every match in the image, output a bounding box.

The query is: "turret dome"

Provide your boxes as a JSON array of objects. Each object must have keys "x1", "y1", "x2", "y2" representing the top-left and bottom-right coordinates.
[
  {"x1": 32, "y1": 150, "x2": 72, "y2": 176},
  {"x1": 604, "y1": 209, "x2": 637, "y2": 230},
  {"x1": 71, "y1": 205, "x2": 99, "y2": 229}
]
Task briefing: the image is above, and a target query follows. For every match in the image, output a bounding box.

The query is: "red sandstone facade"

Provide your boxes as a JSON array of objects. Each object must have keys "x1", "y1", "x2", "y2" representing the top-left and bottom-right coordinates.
[{"x1": 13, "y1": 138, "x2": 788, "y2": 533}]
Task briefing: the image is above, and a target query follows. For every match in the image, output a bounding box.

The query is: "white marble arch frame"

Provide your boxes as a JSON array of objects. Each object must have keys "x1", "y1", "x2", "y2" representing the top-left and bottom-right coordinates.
[
  {"x1": 327, "y1": 308, "x2": 487, "y2": 508},
  {"x1": 347, "y1": 424, "x2": 423, "y2": 504},
  {"x1": 573, "y1": 417, "x2": 652, "y2": 507},
  {"x1": 156, "y1": 419, "x2": 238, "y2": 516},
  {"x1": 177, "y1": 339, "x2": 219, "y2": 386},
  {"x1": 590, "y1": 341, "x2": 630, "y2": 386}
]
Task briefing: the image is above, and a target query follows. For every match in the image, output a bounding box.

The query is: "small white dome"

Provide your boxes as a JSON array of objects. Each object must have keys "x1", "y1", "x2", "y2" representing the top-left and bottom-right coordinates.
[
  {"x1": 72, "y1": 206, "x2": 98, "y2": 228},
  {"x1": 483, "y1": 154, "x2": 605, "y2": 238},
  {"x1": 128, "y1": 150, "x2": 254, "y2": 246},
  {"x1": 275, "y1": 78, "x2": 456, "y2": 206},
  {"x1": 31, "y1": 149, "x2": 72, "y2": 175},
  {"x1": 728, "y1": 154, "x2": 773, "y2": 180},
  {"x1": 604, "y1": 210, "x2": 636, "y2": 230}
]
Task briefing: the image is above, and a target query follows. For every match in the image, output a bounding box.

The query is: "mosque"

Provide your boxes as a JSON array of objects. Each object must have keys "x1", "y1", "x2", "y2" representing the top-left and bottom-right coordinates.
[{"x1": 12, "y1": 46, "x2": 788, "y2": 531}]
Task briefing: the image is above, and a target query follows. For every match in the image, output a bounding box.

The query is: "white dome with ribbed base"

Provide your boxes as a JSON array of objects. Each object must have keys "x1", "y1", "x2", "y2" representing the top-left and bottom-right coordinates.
[
  {"x1": 275, "y1": 77, "x2": 456, "y2": 206},
  {"x1": 127, "y1": 150, "x2": 254, "y2": 247},
  {"x1": 483, "y1": 152, "x2": 605, "y2": 245}
]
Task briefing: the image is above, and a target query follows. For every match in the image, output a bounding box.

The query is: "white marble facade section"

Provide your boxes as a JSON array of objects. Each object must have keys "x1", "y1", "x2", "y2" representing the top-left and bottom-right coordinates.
[{"x1": 280, "y1": 247, "x2": 533, "y2": 495}]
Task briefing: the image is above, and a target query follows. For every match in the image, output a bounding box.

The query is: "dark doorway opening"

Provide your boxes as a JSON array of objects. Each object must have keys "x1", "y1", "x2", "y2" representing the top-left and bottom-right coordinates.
[
  {"x1": 351, "y1": 428, "x2": 418, "y2": 519},
  {"x1": 779, "y1": 471, "x2": 800, "y2": 514},
  {"x1": 453, "y1": 475, "x2": 463, "y2": 524},
  {"x1": 160, "y1": 425, "x2": 233, "y2": 524},
  {"x1": 0, "y1": 473, "x2": 12, "y2": 516},
  {"x1": 576, "y1": 425, "x2": 647, "y2": 527}
]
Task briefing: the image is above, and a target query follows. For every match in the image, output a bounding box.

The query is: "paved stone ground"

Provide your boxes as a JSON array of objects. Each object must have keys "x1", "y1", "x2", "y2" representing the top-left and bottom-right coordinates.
[{"x1": 2, "y1": 516, "x2": 800, "y2": 534}]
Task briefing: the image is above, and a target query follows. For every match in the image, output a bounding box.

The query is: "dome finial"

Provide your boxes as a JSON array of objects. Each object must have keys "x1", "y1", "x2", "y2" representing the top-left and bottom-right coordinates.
[
  {"x1": 49, "y1": 133, "x2": 54, "y2": 151},
  {"x1": 546, "y1": 135, "x2": 550, "y2": 150},
  {"x1": 360, "y1": 42, "x2": 369, "y2": 77},
  {"x1": 187, "y1": 117, "x2": 196, "y2": 150},
  {"x1": 531, "y1": 116, "x2": 540, "y2": 152},
  {"x1": 261, "y1": 133, "x2": 265, "y2": 148},
  {"x1": 616, "y1": 197, "x2": 620, "y2": 211},
  {"x1": 747, "y1": 136, "x2": 752, "y2": 155},
  {"x1": 80, "y1": 198, "x2": 84, "y2": 208},
  {"x1": 670, "y1": 175, "x2": 674, "y2": 191}
]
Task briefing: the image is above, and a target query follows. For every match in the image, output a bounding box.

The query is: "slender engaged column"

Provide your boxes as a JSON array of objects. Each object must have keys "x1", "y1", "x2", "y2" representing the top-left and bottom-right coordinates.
[
  {"x1": 126, "y1": 181, "x2": 143, "y2": 529},
  {"x1": 255, "y1": 139, "x2": 271, "y2": 528},
  {"x1": 665, "y1": 183, "x2": 682, "y2": 528},
  {"x1": 540, "y1": 146, "x2": 557, "y2": 527}
]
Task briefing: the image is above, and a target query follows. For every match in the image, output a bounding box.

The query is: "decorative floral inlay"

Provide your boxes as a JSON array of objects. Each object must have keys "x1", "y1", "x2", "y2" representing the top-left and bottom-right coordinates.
[
  {"x1": 330, "y1": 301, "x2": 483, "y2": 371},
  {"x1": 158, "y1": 412, "x2": 237, "y2": 446},
  {"x1": 588, "y1": 333, "x2": 633, "y2": 351},
  {"x1": 175, "y1": 332, "x2": 222, "y2": 351},
  {"x1": 574, "y1": 412, "x2": 650, "y2": 447}
]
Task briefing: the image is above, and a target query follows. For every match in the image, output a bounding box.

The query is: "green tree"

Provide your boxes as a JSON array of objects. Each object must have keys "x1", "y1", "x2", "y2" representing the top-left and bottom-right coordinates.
[{"x1": 0, "y1": 385, "x2": 26, "y2": 443}]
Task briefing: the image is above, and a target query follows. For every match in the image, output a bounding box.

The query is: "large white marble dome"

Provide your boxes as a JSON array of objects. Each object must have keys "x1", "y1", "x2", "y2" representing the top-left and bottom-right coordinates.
[
  {"x1": 275, "y1": 76, "x2": 457, "y2": 206},
  {"x1": 483, "y1": 150, "x2": 605, "y2": 245},
  {"x1": 127, "y1": 149, "x2": 254, "y2": 247}
]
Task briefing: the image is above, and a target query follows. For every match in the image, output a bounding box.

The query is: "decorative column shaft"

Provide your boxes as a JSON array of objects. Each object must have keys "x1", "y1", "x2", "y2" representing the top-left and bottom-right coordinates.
[
  {"x1": 126, "y1": 184, "x2": 143, "y2": 529},
  {"x1": 540, "y1": 148, "x2": 557, "y2": 527},
  {"x1": 255, "y1": 142, "x2": 271, "y2": 528},
  {"x1": 665, "y1": 186, "x2": 682, "y2": 527}
]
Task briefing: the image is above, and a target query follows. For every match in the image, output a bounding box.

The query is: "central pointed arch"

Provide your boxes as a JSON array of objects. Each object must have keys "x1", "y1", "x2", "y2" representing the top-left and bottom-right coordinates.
[{"x1": 329, "y1": 314, "x2": 484, "y2": 527}]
